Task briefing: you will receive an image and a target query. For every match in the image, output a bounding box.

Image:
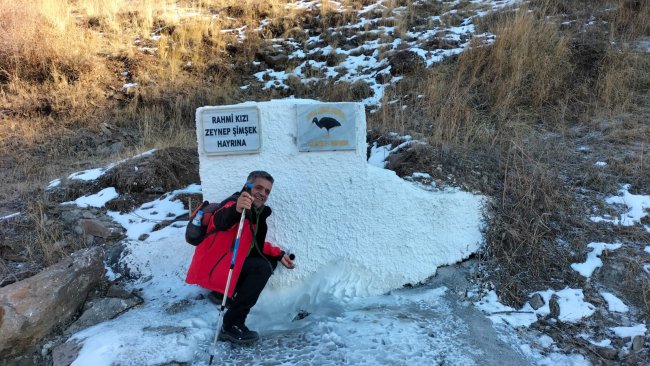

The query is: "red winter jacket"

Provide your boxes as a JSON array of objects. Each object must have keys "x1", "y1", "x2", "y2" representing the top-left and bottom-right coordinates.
[{"x1": 185, "y1": 195, "x2": 283, "y2": 297}]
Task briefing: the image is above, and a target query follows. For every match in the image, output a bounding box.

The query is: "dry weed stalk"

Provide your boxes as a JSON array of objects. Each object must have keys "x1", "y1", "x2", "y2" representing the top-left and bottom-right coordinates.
[
  {"x1": 26, "y1": 200, "x2": 67, "y2": 267},
  {"x1": 0, "y1": 258, "x2": 17, "y2": 287}
]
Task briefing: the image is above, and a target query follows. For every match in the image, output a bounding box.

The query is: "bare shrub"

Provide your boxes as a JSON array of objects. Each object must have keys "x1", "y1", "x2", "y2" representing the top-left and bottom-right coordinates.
[
  {"x1": 385, "y1": 142, "x2": 502, "y2": 196},
  {"x1": 611, "y1": 0, "x2": 650, "y2": 40},
  {"x1": 528, "y1": 0, "x2": 612, "y2": 17},
  {"x1": 484, "y1": 142, "x2": 583, "y2": 306},
  {"x1": 596, "y1": 50, "x2": 650, "y2": 114}
]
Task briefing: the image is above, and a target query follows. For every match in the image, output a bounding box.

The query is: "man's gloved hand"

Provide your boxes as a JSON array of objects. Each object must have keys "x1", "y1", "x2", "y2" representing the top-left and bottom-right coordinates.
[
  {"x1": 280, "y1": 253, "x2": 295, "y2": 269},
  {"x1": 236, "y1": 191, "x2": 253, "y2": 213}
]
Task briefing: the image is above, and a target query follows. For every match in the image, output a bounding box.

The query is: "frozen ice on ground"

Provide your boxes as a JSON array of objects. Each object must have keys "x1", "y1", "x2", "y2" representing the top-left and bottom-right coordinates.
[
  {"x1": 368, "y1": 142, "x2": 392, "y2": 168},
  {"x1": 107, "y1": 184, "x2": 201, "y2": 240},
  {"x1": 538, "y1": 334, "x2": 554, "y2": 348},
  {"x1": 535, "y1": 352, "x2": 590, "y2": 366},
  {"x1": 66, "y1": 149, "x2": 156, "y2": 182},
  {"x1": 70, "y1": 225, "x2": 532, "y2": 365}
]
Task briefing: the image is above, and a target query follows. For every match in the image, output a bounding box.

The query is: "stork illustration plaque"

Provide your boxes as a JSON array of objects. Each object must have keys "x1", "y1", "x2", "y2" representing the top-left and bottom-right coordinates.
[{"x1": 297, "y1": 103, "x2": 356, "y2": 152}]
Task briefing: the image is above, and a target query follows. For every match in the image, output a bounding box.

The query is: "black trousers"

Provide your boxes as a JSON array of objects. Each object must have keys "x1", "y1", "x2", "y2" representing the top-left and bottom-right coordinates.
[{"x1": 223, "y1": 256, "x2": 275, "y2": 328}]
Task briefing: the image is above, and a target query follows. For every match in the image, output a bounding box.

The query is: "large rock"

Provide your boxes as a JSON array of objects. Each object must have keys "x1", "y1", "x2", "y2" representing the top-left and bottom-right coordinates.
[
  {"x1": 0, "y1": 247, "x2": 105, "y2": 359},
  {"x1": 64, "y1": 295, "x2": 143, "y2": 335},
  {"x1": 78, "y1": 218, "x2": 121, "y2": 239},
  {"x1": 52, "y1": 340, "x2": 83, "y2": 366}
]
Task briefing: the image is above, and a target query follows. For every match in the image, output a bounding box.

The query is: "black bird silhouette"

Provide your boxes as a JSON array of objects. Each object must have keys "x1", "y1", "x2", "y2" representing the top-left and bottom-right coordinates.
[{"x1": 311, "y1": 117, "x2": 341, "y2": 135}]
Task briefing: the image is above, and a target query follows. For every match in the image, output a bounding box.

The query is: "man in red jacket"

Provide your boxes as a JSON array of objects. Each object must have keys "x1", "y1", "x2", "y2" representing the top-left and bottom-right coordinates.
[{"x1": 186, "y1": 171, "x2": 295, "y2": 344}]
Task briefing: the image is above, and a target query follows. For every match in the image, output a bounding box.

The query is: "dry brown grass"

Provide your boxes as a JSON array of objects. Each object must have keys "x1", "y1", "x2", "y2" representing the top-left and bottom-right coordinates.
[
  {"x1": 0, "y1": 0, "x2": 101, "y2": 84},
  {"x1": 0, "y1": 0, "x2": 648, "y2": 322},
  {"x1": 596, "y1": 49, "x2": 650, "y2": 114},
  {"x1": 0, "y1": 0, "x2": 265, "y2": 211},
  {"x1": 0, "y1": 258, "x2": 13, "y2": 287},
  {"x1": 25, "y1": 200, "x2": 69, "y2": 266},
  {"x1": 405, "y1": 0, "x2": 650, "y2": 307},
  {"x1": 483, "y1": 140, "x2": 584, "y2": 305},
  {"x1": 423, "y1": 7, "x2": 573, "y2": 145}
]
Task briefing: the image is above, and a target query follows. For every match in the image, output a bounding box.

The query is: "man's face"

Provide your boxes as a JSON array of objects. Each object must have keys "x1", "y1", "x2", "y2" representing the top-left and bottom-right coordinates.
[{"x1": 250, "y1": 178, "x2": 273, "y2": 208}]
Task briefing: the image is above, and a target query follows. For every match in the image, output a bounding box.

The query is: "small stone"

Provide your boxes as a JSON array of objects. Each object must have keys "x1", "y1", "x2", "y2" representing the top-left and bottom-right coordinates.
[
  {"x1": 66, "y1": 296, "x2": 143, "y2": 335},
  {"x1": 631, "y1": 335, "x2": 645, "y2": 351},
  {"x1": 52, "y1": 241, "x2": 69, "y2": 250},
  {"x1": 105, "y1": 285, "x2": 134, "y2": 299},
  {"x1": 595, "y1": 346, "x2": 618, "y2": 360},
  {"x1": 52, "y1": 340, "x2": 82, "y2": 366},
  {"x1": 73, "y1": 225, "x2": 84, "y2": 235},
  {"x1": 617, "y1": 348, "x2": 629, "y2": 360},
  {"x1": 548, "y1": 295, "x2": 560, "y2": 319},
  {"x1": 79, "y1": 219, "x2": 113, "y2": 238},
  {"x1": 292, "y1": 310, "x2": 310, "y2": 322},
  {"x1": 165, "y1": 300, "x2": 191, "y2": 315},
  {"x1": 60, "y1": 210, "x2": 81, "y2": 224},
  {"x1": 529, "y1": 293, "x2": 545, "y2": 310}
]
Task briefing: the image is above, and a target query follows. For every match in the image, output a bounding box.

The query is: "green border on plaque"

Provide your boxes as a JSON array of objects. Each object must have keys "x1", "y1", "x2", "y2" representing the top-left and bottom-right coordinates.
[
  {"x1": 297, "y1": 103, "x2": 356, "y2": 152},
  {"x1": 200, "y1": 106, "x2": 261, "y2": 155}
]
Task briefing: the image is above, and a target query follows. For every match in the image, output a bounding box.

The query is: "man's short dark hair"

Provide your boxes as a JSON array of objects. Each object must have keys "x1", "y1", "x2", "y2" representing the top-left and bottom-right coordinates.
[{"x1": 247, "y1": 170, "x2": 274, "y2": 184}]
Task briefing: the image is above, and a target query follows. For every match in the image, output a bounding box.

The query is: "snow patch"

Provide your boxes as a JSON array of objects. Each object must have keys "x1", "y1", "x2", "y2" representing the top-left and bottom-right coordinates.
[
  {"x1": 610, "y1": 324, "x2": 647, "y2": 338},
  {"x1": 590, "y1": 184, "x2": 650, "y2": 232},
  {"x1": 600, "y1": 292, "x2": 629, "y2": 313},
  {"x1": 570, "y1": 242, "x2": 622, "y2": 278},
  {"x1": 67, "y1": 187, "x2": 119, "y2": 208},
  {"x1": 476, "y1": 288, "x2": 596, "y2": 326}
]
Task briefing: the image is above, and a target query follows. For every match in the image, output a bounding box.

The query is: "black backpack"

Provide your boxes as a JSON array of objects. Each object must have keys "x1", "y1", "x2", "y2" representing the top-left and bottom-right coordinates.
[{"x1": 185, "y1": 201, "x2": 224, "y2": 246}]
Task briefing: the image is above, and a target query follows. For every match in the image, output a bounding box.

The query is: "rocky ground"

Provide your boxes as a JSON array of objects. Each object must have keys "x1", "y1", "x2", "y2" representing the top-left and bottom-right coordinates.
[
  {"x1": 1, "y1": 138, "x2": 648, "y2": 365},
  {"x1": 1, "y1": 0, "x2": 649, "y2": 364}
]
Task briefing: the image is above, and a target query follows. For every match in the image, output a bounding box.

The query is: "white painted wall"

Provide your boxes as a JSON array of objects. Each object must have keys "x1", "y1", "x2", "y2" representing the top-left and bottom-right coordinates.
[{"x1": 195, "y1": 99, "x2": 483, "y2": 301}]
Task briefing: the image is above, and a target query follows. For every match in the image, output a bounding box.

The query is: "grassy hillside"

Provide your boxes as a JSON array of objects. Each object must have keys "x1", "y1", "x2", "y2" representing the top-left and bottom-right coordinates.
[{"x1": 1, "y1": 0, "x2": 649, "y2": 319}]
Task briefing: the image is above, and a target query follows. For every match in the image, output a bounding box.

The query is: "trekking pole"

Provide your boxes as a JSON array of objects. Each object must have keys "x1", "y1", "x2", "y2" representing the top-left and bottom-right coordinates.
[{"x1": 208, "y1": 183, "x2": 252, "y2": 365}]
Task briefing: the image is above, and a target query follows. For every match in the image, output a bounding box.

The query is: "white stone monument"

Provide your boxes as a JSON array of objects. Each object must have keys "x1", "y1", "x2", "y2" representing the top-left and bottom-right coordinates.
[{"x1": 195, "y1": 99, "x2": 483, "y2": 300}]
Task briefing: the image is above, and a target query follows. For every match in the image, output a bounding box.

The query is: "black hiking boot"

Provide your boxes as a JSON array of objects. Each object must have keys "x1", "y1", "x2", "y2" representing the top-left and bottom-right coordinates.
[{"x1": 218, "y1": 324, "x2": 259, "y2": 345}]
